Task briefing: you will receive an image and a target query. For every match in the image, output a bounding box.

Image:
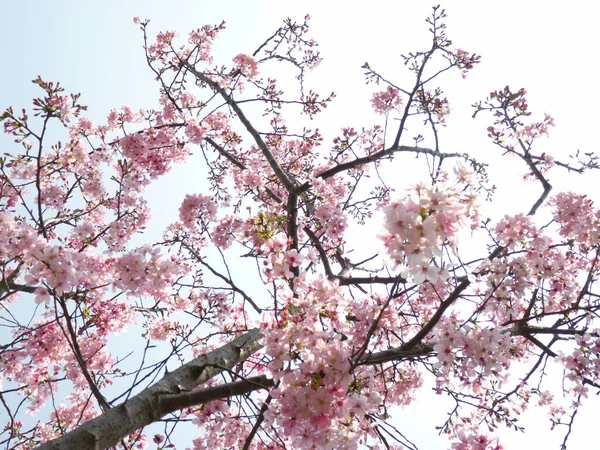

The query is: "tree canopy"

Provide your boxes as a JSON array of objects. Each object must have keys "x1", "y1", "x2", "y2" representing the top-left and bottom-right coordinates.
[{"x1": 1, "y1": 6, "x2": 600, "y2": 450}]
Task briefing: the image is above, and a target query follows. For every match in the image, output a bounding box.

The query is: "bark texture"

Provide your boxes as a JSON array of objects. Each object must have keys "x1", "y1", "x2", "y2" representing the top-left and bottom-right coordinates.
[{"x1": 36, "y1": 329, "x2": 266, "y2": 450}]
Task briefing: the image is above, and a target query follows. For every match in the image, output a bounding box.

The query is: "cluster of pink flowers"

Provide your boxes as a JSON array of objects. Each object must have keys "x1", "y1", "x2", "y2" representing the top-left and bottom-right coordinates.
[
  {"x1": 480, "y1": 88, "x2": 556, "y2": 181},
  {"x1": 185, "y1": 117, "x2": 207, "y2": 144},
  {"x1": 145, "y1": 317, "x2": 179, "y2": 341},
  {"x1": 103, "y1": 205, "x2": 151, "y2": 251},
  {"x1": 48, "y1": 93, "x2": 73, "y2": 122},
  {"x1": 262, "y1": 275, "x2": 383, "y2": 449},
  {"x1": 112, "y1": 244, "x2": 181, "y2": 301},
  {"x1": 147, "y1": 29, "x2": 178, "y2": 61},
  {"x1": 310, "y1": 175, "x2": 349, "y2": 246},
  {"x1": 261, "y1": 235, "x2": 301, "y2": 280},
  {"x1": 188, "y1": 24, "x2": 224, "y2": 63},
  {"x1": 0, "y1": 219, "x2": 111, "y2": 301},
  {"x1": 233, "y1": 53, "x2": 259, "y2": 79},
  {"x1": 107, "y1": 105, "x2": 141, "y2": 128},
  {"x1": 556, "y1": 332, "x2": 600, "y2": 405},
  {"x1": 494, "y1": 213, "x2": 538, "y2": 249},
  {"x1": 453, "y1": 48, "x2": 481, "y2": 78},
  {"x1": 451, "y1": 431, "x2": 503, "y2": 450},
  {"x1": 3, "y1": 322, "x2": 65, "y2": 414},
  {"x1": 211, "y1": 215, "x2": 242, "y2": 249},
  {"x1": 381, "y1": 170, "x2": 478, "y2": 283},
  {"x1": 0, "y1": 74, "x2": 206, "y2": 447},
  {"x1": 27, "y1": 244, "x2": 93, "y2": 298},
  {"x1": 552, "y1": 192, "x2": 600, "y2": 249},
  {"x1": 118, "y1": 126, "x2": 189, "y2": 181},
  {"x1": 330, "y1": 126, "x2": 384, "y2": 168},
  {"x1": 190, "y1": 401, "x2": 255, "y2": 450},
  {"x1": 145, "y1": 21, "x2": 224, "y2": 67},
  {"x1": 370, "y1": 86, "x2": 403, "y2": 115},
  {"x1": 178, "y1": 193, "x2": 218, "y2": 229},
  {"x1": 480, "y1": 210, "x2": 588, "y2": 323},
  {"x1": 433, "y1": 321, "x2": 513, "y2": 391},
  {"x1": 515, "y1": 113, "x2": 555, "y2": 140},
  {"x1": 48, "y1": 391, "x2": 101, "y2": 437},
  {"x1": 415, "y1": 89, "x2": 451, "y2": 123},
  {"x1": 1, "y1": 318, "x2": 115, "y2": 433}
]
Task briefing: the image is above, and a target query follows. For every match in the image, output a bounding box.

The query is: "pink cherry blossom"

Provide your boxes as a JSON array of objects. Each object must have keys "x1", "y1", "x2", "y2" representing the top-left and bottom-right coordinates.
[
  {"x1": 179, "y1": 193, "x2": 218, "y2": 229},
  {"x1": 232, "y1": 54, "x2": 259, "y2": 79},
  {"x1": 371, "y1": 86, "x2": 403, "y2": 115}
]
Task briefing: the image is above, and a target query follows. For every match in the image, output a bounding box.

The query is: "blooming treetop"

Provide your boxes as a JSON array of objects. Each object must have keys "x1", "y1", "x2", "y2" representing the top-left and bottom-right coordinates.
[{"x1": 1, "y1": 6, "x2": 599, "y2": 450}]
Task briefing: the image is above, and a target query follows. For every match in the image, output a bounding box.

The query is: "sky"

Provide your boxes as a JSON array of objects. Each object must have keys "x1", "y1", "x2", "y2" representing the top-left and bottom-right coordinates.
[{"x1": 1, "y1": 1, "x2": 600, "y2": 449}]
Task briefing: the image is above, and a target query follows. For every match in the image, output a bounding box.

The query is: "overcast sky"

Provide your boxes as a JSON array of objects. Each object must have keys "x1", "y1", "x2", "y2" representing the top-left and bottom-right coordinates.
[{"x1": 2, "y1": 2, "x2": 599, "y2": 449}]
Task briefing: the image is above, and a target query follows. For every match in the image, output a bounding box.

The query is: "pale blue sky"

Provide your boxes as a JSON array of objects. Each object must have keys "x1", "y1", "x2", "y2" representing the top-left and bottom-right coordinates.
[{"x1": 2, "y1": 2, "x2": 599, "y2": 449}]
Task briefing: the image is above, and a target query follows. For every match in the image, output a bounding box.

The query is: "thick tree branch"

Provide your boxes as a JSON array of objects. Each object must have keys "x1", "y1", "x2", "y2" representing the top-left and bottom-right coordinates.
[
  {"x1": 0, "y1": 282, "x2": 37, "y2": 296},
  {"x1": 360, "y1": 342, "x2": 435, "y2": 365},
  {"x1": 158, "y1": 375, "x2": 273, "y2": 412},
  {"x1": 37, "y1": 329, "x2": 265, "y2": 450},
  {"x1": 0, "y1": 264, "x2": 38, "y2": 298}
]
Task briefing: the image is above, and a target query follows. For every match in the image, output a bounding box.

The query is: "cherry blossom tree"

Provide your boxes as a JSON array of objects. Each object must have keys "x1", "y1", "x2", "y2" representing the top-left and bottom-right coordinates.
[{"x1": 1, "y1": 6, "x2": 600, "y2": 450}]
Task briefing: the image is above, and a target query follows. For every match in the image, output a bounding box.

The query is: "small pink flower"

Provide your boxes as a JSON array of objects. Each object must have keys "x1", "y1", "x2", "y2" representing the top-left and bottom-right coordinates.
[{"x1": 285, "y1": 249, "x2": 304, "y2": 267}]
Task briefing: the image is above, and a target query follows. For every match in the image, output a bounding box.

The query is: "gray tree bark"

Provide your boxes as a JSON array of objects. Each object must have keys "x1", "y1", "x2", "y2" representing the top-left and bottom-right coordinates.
[{"x1": 36, "y1": 328, "x2": 266, "y2": 450}]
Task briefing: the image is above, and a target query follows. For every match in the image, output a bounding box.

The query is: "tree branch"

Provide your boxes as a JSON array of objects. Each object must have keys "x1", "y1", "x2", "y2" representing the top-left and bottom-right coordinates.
[
  {"x1": 182, "y1": 62, "x2": 296, "y2": 192},
  {"x1": 314, "y1": 145, "x2": 465, "y2": 181},
  {"x1": 158, "y1": 375, "x2": 273, "y2": 412},
  {"x1": 37, "y1": 329, "x2": 266, "y2": 450}
]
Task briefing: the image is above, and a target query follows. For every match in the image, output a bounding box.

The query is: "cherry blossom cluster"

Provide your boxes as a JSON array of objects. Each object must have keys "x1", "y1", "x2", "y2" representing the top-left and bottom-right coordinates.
[
  {"x1": 211, "y1": 215, "x2": 242, "y2": 249},
  {"x1": 112, "y1": 244, "x2": 181, "y2": 301},
  {"x1": 179, "y1": 193, "x2": 218, "y2": 229},
  {"x1": 185, "y1": 117, "x2": 207, "y2": 144},
  {"x1": 144, "y1": 22, "x2": 224, "y2": 67},
  {"x1": 0, "y1": 74, "x2": 200, "y2": 446},
  {"x1": 308, "y1": 173, "x2": 350, "y2": 246},
  {"x1": 144, "y1": 316, "x2": 179, "y2": 341},
  {"x1": 48, "y1": 93, "x2": 73, "y2": 122},
  {"x1": 258, "y1": 235, "x2": 302, "y2": 280},
  {"x1": 261, "y1": 275, "x2": 384, "y2": 449},
  {"x1": 371, "y1": 86, "x2": 403, "y2": 115},
  {"x1": 477, "y1": 87, "x2": 556, "y2": 177},
  {"x1": 478, "y1": 212, "x2": 587, "y2": 324},
  {"x1": 552, "y1": 192, "x2": 600, "y2": 250},
  {"x1": 415, "y1": 88, "x2": 451, "y2": 123},
  {"x1": 433, "y1": 320, "x2": 513, "y2": 391},
  {"x1": 452, "y1": 48, "x2": 481, "y2": 79},
  {"x1": 1, "y1": 317, "x2": 114, "y2": 427},
  {"x1": 556, "y1": 332, "x2": 600, "y2": 404},
  {"x1": 330, "y1": 126, "x2": 385, "y2": 168},
  {"x1": 257, "y1": 275, "x2": 429, "y2": 448},
  {"x1": 118, "y1": 126, "x2": 190, "y2": 182},
  {"x1": 190, "y1": 402, "x2": 255, "y2": 449},
  {"x1": 232, "y1": 53, "x2": 259, "y2": 79},
  {"x1": 451, "y1": 431, "x2": 503, "y2": 450},
  {"x1": 380, "y1": 167, "x2": 478, "y2": 283}
]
